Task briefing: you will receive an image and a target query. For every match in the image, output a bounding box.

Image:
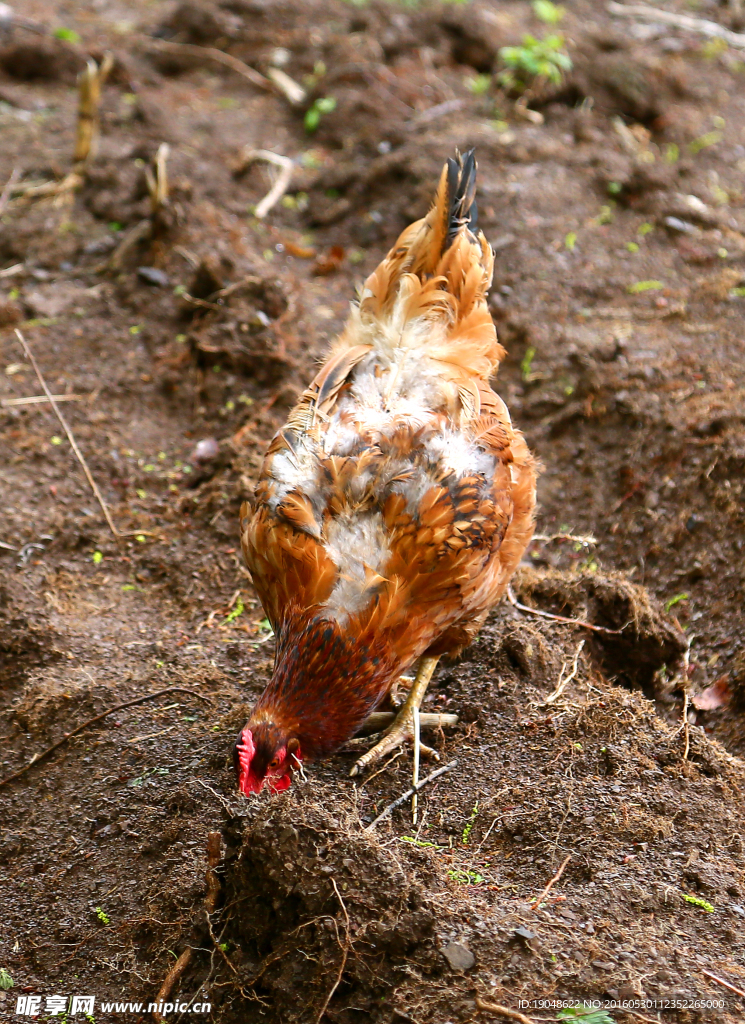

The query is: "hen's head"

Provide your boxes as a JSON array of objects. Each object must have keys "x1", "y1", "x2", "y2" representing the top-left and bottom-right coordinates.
[{"x1": 234, "y1": 721, "x2": 301, "y2": 796}]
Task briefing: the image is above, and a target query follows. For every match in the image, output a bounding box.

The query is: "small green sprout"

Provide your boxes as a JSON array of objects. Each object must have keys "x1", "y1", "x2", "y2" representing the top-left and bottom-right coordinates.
[
  {"x1": 448, "y1": 869, "x2": 485, "y2": 885},
  {"x1": 462, "y1": 801, "x2": 479, "y2": 845},
  {"x1": 683, "y1": 894, "x2": 714, "y2": 912},
  {"x1": 0, "y1": 968, "x2": 13, "y2": 990},
  {"x1": 664, "y1": 143, "x2": 680, "y2": 163},
  {"x1": 498, "y1": 34, "x2": 572, "y2": 92},
  {"x1": 466, "y1": 73, "x2": 492, "y2": 95},
  {"x1": 51, "y1": 436, "x2": 63, "y2": 446},
  {"x1": 304, "y1": 97, "x2": 337, "y2": 133},
  {"x1": 637, "y1": 222, "x2": 654, "y2": 236},
  {"x1": 664, "y1": 592, "x2": 689, "y2": 613},
  {"x1": 400, "y1": 836, "x2": 442, "y2": 849},
  {"x1": 520, "y1": 346, "x2": 537, "y2": 382},
  {"x1": 558, "y1": 1007, "x2": 615, "y2": 1024},
  {"x1": 95, "y1": 907, "x2": 110, "y2": 925},
  {"x1": 54, "y1": 27, "x2": 81, "y2": 44},
  {"x1": 689, "y1": 131, "x2": 723, "y2": 155},
  {"x1": 92, "y1": 551, "x2": 103, "y2": 565},
  {"x1": 565, "y1": 231, "x2": 577, "y2": 250},
  {"x1": 627, "y1": 280, "x2": 663, "y2": 294},
  {"x1": 533, "y1": 0, "x2": 564, "y2": 24},
  {"x1": 224, "y1": 597, "x2": 245, "y2": 624},
  {"x1": 626, "y1": 242, "x2": 639, "y2": 253}
]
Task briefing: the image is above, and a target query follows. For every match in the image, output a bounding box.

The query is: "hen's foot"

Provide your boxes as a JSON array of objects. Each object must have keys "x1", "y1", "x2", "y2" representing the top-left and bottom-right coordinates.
[{"x1": 350, "y1": 657, "x2": 440, "y2": 777}]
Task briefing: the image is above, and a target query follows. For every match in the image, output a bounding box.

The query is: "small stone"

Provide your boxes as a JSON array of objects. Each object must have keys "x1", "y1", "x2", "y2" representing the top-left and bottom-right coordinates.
[
  {"x1": 514, "y1": 926, "x2": 536, "y2": 941},
  {"x1": 191, "y1": 438, "x2": 219, "y2": 463},
  {"x1": 441, "y1": 941, "x2": 475, "y2": 972},
  {"x1": 137, "y1": 266, "x2": 169, "y2": 287}
]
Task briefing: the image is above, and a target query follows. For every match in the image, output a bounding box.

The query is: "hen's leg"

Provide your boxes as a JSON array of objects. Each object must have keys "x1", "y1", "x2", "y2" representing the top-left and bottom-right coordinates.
[{"x1": 350, "y1": 657, "x2": 440, "y2": 777}]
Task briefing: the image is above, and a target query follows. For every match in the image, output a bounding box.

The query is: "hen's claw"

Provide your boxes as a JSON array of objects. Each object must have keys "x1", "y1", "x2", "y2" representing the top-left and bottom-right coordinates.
[{"x1": 350, "y1": 657, "x2": 440, "y2": 777}]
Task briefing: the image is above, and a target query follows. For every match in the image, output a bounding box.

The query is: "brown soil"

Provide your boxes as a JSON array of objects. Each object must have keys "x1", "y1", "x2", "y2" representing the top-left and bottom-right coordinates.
[{"x1": 1, "y1": 2, "x2": 745, "y2": 1023}]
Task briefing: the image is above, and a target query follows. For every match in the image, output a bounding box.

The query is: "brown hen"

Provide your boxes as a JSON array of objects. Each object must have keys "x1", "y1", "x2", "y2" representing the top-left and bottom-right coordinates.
[{"x1": 235, "y1": 150, "x2": 537, "y2": 795}]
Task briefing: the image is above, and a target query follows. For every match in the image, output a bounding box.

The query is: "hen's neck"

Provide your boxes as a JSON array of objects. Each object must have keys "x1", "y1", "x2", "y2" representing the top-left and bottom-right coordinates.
[{"x1": 253, "y1": 612, "x2": 398, "y2": 759}]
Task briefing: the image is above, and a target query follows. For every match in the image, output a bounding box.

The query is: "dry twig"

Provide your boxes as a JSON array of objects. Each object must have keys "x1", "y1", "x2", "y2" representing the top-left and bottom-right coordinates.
[
  {"x1": 356, "y1": 711, "x2": 458, "y2": 736},
  {"x1": 607, "y1": 2, "x2": 745, "y2": 48},
  {"x1": 16, "y1": 329, "x2": 120, "y2": 538},
  {"x1": 364, "y1": 761, "x2": 457, "y2": 830},
  {"x1": 140, "y1": 37, "x2": 272, "y2": 91},
  {"x1": 152, "y1": 832, "x2": 223, "y2": 1024},
  {"x1": 266, "y1": 67, "x2": 307, "y2": 105},
  {"x1": 507, "y1": 585, "x2": 623, "y2": 635},
  {"x1": 0, "y1": 687, "x2": 213, "y2": 789},
  {"x1": 532, "y1": 853, "x2": 571, "y2": 910},
  {"x1": 475, "y1": 999, "x2": 537, "y2": 1024},
  {"x1": 701, "y1": 968, "x2": 745, "y2": 999}
]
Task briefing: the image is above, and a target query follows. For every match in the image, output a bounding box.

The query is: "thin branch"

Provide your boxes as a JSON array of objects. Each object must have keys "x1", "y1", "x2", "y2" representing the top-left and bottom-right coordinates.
[
  {"x1": 607, "y1": 2, "x2": 745, "y2": 48},
  {"x1": 475, "y1": 999, "x2": 537, "y2": 1024},
  {"x1": 364, "y1": 761, "x2": 457, "y2": 830},
  {"x1": 543, "y1": 640, "x2": 585, "y2": 705},
  {"x1": 354, "y1": 711, "x2": 458, "y2": 737},
  {"x1": 507, "y1": 586, "x2": 624, "y2": 635},
  {"x1": 140, "y1": 37, "x2": 272, "y2": 91},
  {"x1": 0, "y1": 687, "x2": 214, "y2": 789},
  {"x1": 532, "y1": 853, "x2": 571, "y2": 910},
  {"x1": 16, "y1": 329, "x2": 120, "y2": 539},
  {"x1": 701, "y1": 968, "x2": 745, "y2": 1000},
  {"x1": 314, "y1": 878, "x2": 350, "y2": 1024}
]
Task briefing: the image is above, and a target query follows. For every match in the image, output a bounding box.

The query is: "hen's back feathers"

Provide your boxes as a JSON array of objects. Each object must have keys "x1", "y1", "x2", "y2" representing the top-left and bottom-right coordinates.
[{"x1": 240, "y1": 150, "x2": 537, "y2": 748}]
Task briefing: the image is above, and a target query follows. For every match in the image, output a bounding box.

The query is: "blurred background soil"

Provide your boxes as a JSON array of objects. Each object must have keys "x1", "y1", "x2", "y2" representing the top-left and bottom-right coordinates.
[{"x1": 1, "y1": 1, "x2": 745, "y2": 1022}]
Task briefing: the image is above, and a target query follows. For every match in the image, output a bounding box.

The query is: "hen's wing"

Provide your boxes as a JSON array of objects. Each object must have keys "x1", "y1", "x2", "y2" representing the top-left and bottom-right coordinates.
[{"x1": 241, "y1": 149, "x2": 537, "y2": 669}]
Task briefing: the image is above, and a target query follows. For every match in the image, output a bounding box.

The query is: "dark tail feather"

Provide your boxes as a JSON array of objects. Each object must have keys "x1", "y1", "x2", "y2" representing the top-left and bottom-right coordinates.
[{"x1": 445, "y1": 148, "x2": 478, "y2": 249}]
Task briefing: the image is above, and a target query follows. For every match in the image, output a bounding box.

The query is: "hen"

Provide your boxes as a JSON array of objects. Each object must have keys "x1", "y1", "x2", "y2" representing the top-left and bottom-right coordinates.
[{"x1": 235, "y1": 150, "x2": 537, "y2": 795}]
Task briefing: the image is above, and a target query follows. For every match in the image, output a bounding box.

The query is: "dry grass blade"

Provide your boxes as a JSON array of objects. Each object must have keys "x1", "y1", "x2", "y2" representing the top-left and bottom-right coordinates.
[
  {"x1": 238, "y1": 149, "x2": 294, "y2": 218},
  {"x1": 146, "y1": 142, "x2": 170, "y2": 214},
  {"x1": 15, "y1": 329, "x2": 120, "y2": 539},
  {"x1": 73, "y1": 53, "x2": 114, "y2": 165},
  {"x1": 1, "y1": 394, "x2": 83, "y2": 407},
  {"x1": 412, "y1": 704, "x2": 421, "y2": 824}
]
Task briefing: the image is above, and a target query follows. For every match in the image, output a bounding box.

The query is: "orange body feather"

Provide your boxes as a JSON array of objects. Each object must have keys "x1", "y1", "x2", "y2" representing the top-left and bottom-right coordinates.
[{"x1": 236, "y1": 151, "x2": 537, "y2": 792}]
